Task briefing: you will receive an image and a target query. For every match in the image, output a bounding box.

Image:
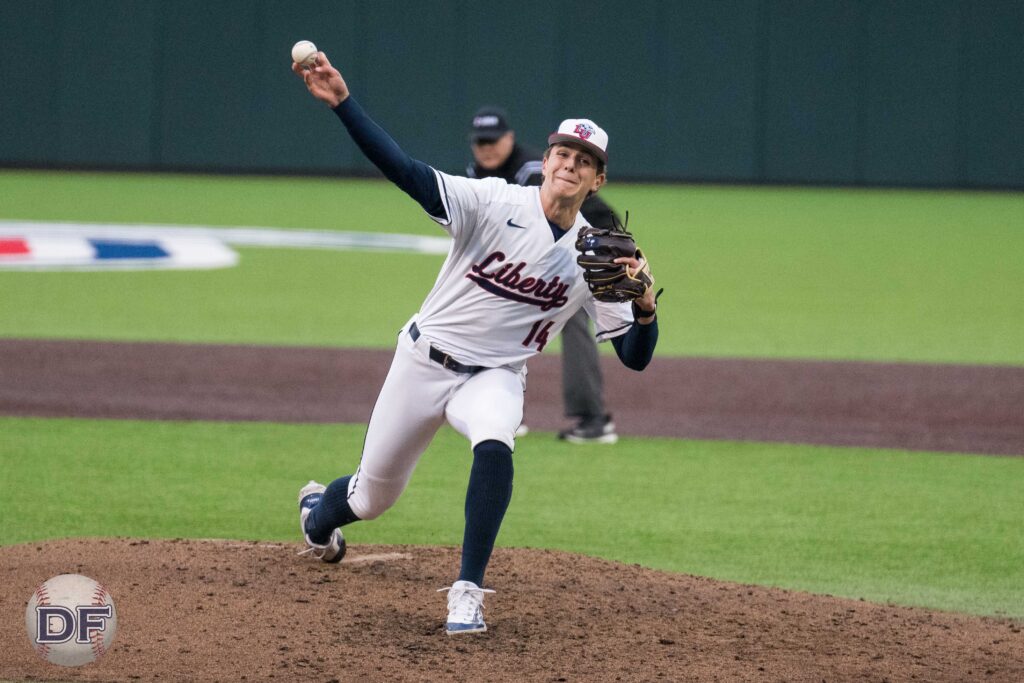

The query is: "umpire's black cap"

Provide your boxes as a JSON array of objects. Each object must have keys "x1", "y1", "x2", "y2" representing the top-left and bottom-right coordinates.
[{"x1": 469, "y1": 106, "x2": 511, "y2": 142}]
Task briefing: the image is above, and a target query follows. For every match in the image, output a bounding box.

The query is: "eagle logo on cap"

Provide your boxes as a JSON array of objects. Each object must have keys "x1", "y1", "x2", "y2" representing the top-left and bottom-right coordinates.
[{"x1": 573, "y1": 122, "x2": 595, "y2": 140}]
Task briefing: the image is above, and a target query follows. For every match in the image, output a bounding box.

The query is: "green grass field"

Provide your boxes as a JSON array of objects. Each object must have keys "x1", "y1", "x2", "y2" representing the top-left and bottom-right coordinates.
[
  {"x1": 1, "y1": 170, "x2": 1022, "y2": 619},
  {"x1": 2, "y1": 170, "x2": 1022, "y2": 363},
  {"x1": 3, "y1": 417, "x2": 1022, "y2": 617}
]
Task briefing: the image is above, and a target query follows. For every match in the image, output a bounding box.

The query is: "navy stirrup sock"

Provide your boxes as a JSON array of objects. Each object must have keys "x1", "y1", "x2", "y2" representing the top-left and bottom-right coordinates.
[
  {"x1": 305, "y1": 475, "x2": 361, "y2": 544},
  {"x1": 459, "y1": 440, "x2": 514, "y2": 586}
]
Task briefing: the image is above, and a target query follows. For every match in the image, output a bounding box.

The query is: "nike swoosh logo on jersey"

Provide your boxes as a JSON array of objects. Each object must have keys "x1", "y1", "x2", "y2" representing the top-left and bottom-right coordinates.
[{"x1": 506, "y1": 219, "x2": 528, "y2": 229}]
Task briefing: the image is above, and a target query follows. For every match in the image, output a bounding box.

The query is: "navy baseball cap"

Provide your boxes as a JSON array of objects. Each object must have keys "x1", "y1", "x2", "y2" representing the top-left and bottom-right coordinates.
[{"x1": 469, "y1": 106, "x2": 511, "y2": 142}]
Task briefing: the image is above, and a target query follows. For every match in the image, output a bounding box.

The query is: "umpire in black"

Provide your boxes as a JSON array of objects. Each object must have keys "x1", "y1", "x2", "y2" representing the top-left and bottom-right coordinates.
[{"x1": 466, "y1": 106, "x2": 619, "y2": 444}]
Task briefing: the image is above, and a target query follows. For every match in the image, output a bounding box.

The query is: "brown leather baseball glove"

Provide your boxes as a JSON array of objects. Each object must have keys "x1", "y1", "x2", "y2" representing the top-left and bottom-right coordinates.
[{"x1": 574, "y1": 215, "x2": 654, "y2": 303}]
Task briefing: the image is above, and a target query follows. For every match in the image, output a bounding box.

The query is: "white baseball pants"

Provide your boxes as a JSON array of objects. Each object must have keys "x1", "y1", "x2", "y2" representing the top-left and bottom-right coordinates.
[{"x1": 345, "y1": 320, "x2": 526, "y2": 521}]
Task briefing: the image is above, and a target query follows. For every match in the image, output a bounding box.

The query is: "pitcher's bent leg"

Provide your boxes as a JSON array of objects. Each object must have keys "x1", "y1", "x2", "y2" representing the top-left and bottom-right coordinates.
[
  {"x1": 348, "y1": 337, "x2": 453, "y2": 520},
  {"x1": 310, "y1": 329, "x2": 453, "y2": 536}
]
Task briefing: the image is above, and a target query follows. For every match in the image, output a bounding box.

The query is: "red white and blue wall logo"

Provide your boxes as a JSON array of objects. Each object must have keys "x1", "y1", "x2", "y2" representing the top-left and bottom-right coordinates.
[
  {"x1": 0, "y1": 234, "x2": 237, "y2": 271},
  {"x1": 0, "y1": 220, "x2": 453, "y2": 271}
]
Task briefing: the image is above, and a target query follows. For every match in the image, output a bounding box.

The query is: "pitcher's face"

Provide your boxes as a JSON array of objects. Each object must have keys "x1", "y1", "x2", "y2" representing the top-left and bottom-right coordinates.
[{"x1": 542, "y1": 143, "x2": 605, "y2": 202}]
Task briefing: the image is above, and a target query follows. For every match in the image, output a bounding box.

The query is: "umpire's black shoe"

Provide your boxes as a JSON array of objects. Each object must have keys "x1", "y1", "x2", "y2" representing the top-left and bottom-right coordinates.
[{"x1": 558, "y1": 415, "x2": 618, "y2": 444}]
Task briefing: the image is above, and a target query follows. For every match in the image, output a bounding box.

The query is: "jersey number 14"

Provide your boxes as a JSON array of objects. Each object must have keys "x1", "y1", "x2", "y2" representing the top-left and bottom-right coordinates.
[{"x1": 522, "y1": 320, "x2": 554, "y2": 351}]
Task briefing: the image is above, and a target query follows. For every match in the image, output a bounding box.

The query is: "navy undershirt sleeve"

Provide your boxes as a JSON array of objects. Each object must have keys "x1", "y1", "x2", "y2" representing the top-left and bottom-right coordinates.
[
  {"x1": 611, "y1": 318, "x2": 658, "y2": 371},
  {"x1": 332, "y1": 97, "x2": 444, "y2": 218}
]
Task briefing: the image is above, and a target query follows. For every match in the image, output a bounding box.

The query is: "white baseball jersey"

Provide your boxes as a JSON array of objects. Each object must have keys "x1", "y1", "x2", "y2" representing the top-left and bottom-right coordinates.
[
  {"x1": 344, "y1": 170, "x2": 637, "y2": 520},
  {"x1": 412, "y1": 171, "x2": 634, "y2": 369}
]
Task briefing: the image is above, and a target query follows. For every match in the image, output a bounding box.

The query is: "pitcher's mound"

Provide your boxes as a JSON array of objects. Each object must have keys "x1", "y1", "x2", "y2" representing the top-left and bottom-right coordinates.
[{"x1": 1, "y1": 538, "x2": 1020, "y2": 681}]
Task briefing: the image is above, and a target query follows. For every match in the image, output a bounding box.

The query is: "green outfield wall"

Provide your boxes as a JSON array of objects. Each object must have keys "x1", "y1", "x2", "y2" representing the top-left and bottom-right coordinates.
[{"x1": 1, "y1": 0, "x2": 1021, "y2": 188}]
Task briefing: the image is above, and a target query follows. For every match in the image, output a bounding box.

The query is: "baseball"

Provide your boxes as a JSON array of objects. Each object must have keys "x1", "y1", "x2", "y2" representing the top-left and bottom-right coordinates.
[
  {"x1": 291, "y1": 40, "x2": 318, "y2": 68},
  {"x1": 25, "y1": 574, "x2": 117, "y2": 667}
]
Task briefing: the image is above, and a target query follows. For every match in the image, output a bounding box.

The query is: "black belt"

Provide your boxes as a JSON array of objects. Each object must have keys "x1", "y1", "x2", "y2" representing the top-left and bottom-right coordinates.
[{"x1": 409, "y1": 323, "x2": 485, "y2": 374}]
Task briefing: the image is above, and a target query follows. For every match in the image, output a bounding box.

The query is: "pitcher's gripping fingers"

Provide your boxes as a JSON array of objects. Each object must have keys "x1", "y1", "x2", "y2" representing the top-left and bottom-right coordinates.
[{"x1": 292, "y1": 51, "x2": 349, "y2": 107}]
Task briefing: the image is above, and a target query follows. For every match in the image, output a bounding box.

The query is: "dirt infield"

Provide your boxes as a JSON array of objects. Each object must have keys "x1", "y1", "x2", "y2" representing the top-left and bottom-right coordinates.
[
  {"x1": 2, "y1": 339, "x2": 1023, "y2": 681},
  {"x1": 2, "y1": 339, "x2": 1023, "y2": 455},
  {"x1": 1, "y1": 539, "x2": 1022, "y2": 682}
]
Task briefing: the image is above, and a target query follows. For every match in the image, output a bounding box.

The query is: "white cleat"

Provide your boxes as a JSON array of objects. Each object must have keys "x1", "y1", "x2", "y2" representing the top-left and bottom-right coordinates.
[
  {"x1": 297, "y1": 480, "x2": 346, "y2": 563},
  {"x1": 438, "y1": 580, "x2": 495, "y2": 635}
]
